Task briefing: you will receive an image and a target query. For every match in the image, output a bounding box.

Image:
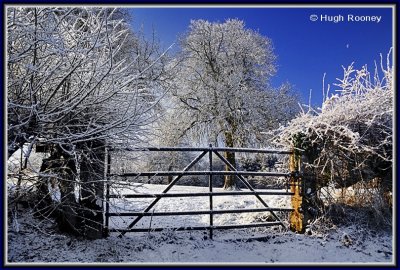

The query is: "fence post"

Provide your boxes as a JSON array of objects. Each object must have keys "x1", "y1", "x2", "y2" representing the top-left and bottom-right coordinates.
[
  {"x1": 104, "y1": 149, "x2": 111, "y2": 237},
  {"x1": 289, "y1": 148, "x2": 304, "y2": 233},
  {"x1": 209, "y1": 144, "x2": 213, "y2": 240}
]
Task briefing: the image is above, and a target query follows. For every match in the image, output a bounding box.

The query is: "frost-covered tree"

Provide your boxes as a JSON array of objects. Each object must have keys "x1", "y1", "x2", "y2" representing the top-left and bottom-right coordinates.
[
  {"x1": 169, "y1": 19, "x2": 298, "y2": 189},
  {"x1": 7, "y1": 7, "x2": 171, "y2": 237}
]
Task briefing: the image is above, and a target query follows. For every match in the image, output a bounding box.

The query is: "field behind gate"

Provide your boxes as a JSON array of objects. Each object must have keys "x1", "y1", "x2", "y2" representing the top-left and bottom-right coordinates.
[{"x1": 107, "y1": 183, "x2": 290, "y2": 238}]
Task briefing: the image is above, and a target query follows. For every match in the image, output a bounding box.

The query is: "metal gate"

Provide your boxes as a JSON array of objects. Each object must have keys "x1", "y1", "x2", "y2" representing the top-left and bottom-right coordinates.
[{"x1": 104, "y1": 145, "x2": 299, "y2": 239}]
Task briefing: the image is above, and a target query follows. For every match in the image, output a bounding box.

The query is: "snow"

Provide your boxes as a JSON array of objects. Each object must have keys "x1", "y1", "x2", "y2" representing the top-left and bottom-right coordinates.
[
  {"x1": 108, "y1": 184, "x2": 290, "y2": 230},
  {"x1": 7, "y1": 184, "x2": 394, "y2": 265}
]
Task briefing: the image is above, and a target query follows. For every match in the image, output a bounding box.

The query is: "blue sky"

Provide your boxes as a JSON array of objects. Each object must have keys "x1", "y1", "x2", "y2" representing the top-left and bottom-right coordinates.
[{"x1": 129, "y1": 6, "x2": 393, "y2": 107}]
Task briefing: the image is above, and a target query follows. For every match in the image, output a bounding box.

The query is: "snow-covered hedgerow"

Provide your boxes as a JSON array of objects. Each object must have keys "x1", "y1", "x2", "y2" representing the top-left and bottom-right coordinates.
[{"x1": 275, "y1": 50, "x2": 393, "y2": 197}]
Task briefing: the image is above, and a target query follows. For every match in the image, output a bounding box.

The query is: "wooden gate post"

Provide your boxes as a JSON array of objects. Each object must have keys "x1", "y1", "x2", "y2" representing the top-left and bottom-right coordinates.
[
  {"x1": 289, "y1": 149, "x2": 305, "y2": 233},
  {"x1": 289, "y1": 149, "x2": 317, "y2": 233}
]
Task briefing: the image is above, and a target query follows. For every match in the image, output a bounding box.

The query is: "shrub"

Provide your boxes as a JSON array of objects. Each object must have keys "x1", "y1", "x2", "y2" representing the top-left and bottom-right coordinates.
[{"x1": 274, "y1": 50, "x2": 393, "y2": 228}]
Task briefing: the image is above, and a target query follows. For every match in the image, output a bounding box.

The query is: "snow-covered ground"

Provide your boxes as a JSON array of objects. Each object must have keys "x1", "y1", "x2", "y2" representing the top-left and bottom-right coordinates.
[
  {"x1": 7, "y1": 184, "x2": 394, "y2": 265},
  {"x1": 107, "y1": 183, "x2": 291, "y2": 232}
]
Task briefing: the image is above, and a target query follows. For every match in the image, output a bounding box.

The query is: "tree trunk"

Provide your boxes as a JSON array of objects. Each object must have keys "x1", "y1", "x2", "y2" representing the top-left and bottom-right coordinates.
[
  {"x1": 57, "y1": 155, "x2": 80, "y2": 235},
  {"x1": 223, "y1": 131, "x2": 238, "y2": 190},
  {"x1": 35, "y1": 157, "x2": 58, "y2": 218},
  {"x1": 35, "y1": 141, "x2": 106, "y2": 239},
  {"x1": 79, "y1": 139, "x2": 106, "y2": 239},
  {"x1": 37, "y1": 146, "x2": 80, "y2": 235}
]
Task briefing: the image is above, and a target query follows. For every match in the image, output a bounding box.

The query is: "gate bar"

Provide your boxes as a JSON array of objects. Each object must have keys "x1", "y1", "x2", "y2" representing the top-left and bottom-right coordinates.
[
  {"x1": 109, "y1": 147, "x2": 292, "y2": 154},
  {"x1": 106, "y1": 207, "x2": 294, "y2": 216},
  {"x1": 107, "y1": 191, "x2": 295, "y2": 198},
  {"x1": 111, "y1": 171, "x2": 290, "y2": 177},
  {"x1": 108, "y1": 222, "x2": 282, "y2": 233}
]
